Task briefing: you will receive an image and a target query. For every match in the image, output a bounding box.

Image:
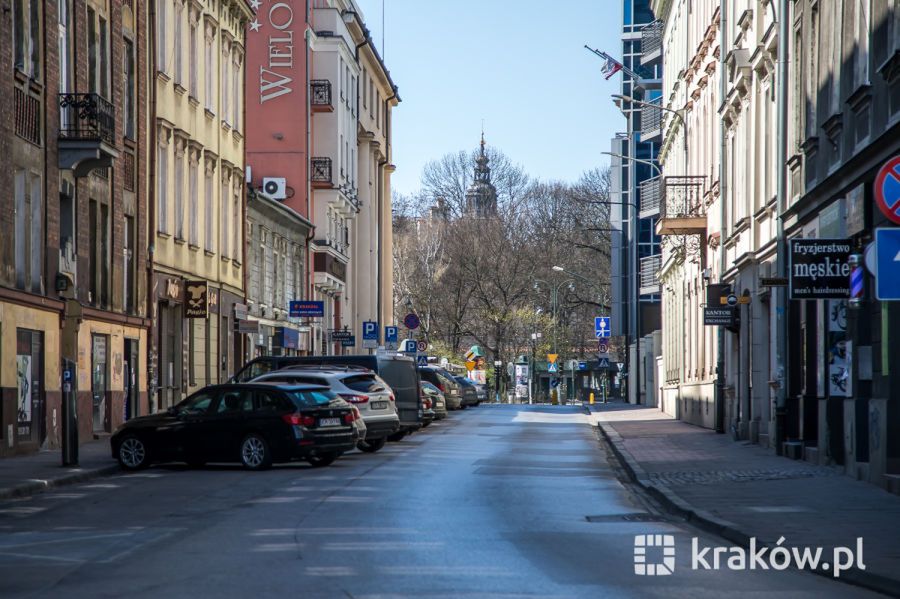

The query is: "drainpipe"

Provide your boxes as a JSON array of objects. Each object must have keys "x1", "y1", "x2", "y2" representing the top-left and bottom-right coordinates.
[
  {"x1": 773, "y1": 0, "x2": 791, "y2": 455},
  {"x1": 716, "y1": 2, "x2": 727, "y2": 433},
  {"x1": 147, "y1": 0, "x2": 159, "y2": 413}
]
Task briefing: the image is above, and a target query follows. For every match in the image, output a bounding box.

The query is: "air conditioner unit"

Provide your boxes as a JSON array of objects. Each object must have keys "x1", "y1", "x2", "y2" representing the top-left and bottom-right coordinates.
[{"x1": 262, "y1": 177, "x2": 287, "y2": 200}]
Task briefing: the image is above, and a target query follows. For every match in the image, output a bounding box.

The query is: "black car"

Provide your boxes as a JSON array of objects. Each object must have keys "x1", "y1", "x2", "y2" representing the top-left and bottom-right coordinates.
[
  {"x1": 417, "y1": 366, "x2": 462, "y2": 410},
  {"x1": 231, "y1": 354, "x2": 422, "y2": 436},
  {"x1": 453, "y1": 375, "x2": 481, "y2": 407},
  {"x1": 111, "y1": 383, "x2": 358, "y2": 471}
]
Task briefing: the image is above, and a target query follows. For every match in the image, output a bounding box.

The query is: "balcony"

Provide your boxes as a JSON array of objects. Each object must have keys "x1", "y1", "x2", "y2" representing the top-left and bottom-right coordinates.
[
  {"x1": 639, "y1": 254, "x2": 661, "y2": 295},
  {"x1": 58, "y1": 93, "x2": 118, "y2": 177},
  {"x1": 640, "y1": 99, "x2": 662, "y2": 141},
  {"x1": 639, "y1": 176, "x2": 661, "y2": 218},
  {"x1": 640, "y1": 20, "x2": 663, "y2": 65},
  {"x1": 310, "y1": 80, "x2": 333, "y2": 112},
  {"x1": 656, "y1": 176, "x2": 708, "y2": 236},
  {"x1": 310, "y1": 157, "x2": 333, "y2": 188}
]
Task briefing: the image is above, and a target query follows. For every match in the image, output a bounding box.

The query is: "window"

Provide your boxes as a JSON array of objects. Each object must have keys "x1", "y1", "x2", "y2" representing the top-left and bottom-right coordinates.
[
  {"x1": 204, "y1": 24, "x2": 215, "y2": 111},
  {"x1": 13, "y1": 0, "x2": 41, "y2": 78},
  {"x1": 232, "y1": 54, "x2": 241, "y2": 131},
  {"x1": 124, "y1": 39, "x2": 135, "y2": 138},
  {"x1": 189, "y1": 150, "x2": 199, "y2": 245},
  {"x1": 59, "y1": 0, "x2": 71, "y2": 125},
  {"x1": 255, "y1": 391, "x2": 289, "y2": 412},
  {"x1": 157, "y1": 0, "x2": 167, "y2": 72},
  {"x1": 830, "y1": 1, "x2": 843, "y2": 113},
  {"x1": 157, "y1": 127, "x2": 170, "y2": 233},
  {"x1": 189, "y1": 8, "x2": 199, "y2": 97},
  {"x1": 174, "y1": 138, "x2": 185, "y2": 240},
  {"x1": 86, "y1": 8, "x2": 109, "y2": 98},
  {"x1": 362, "y1": 70, "x2": 367, "y2": 109},
  {"x1": 805, "y1": 7, "x2": 818, "y2": 138},
  {"x1": 273, "y1": 250, "x2": 280, "y2": 308},
  {"x1": 204, "y1": 157, "x2": 215, "y2": 251},
  {"x1": 221, "y1": 171, "x2": 230, "y2": 257},
  {"x1": 174, "y1": 0, "x2": 183, "y2": 85},
  {"x1": 178, "y1": 392, "x2": 214, "y2": 415},
  {"x1": 124, "y1": 215, "x2": 135, "y2": 313},
  {"x1": 217, "y1": 390, "x2": 252, "y2": 413},
  {"x1": 232, "y1": 180, "x2": 240, "y2": 261},
  {"x1": 221, "y1": 40, "x2": 231, "y2": 124},
  {"x1": 854, "y1": 0, "x2": 870, "y2": 87}
]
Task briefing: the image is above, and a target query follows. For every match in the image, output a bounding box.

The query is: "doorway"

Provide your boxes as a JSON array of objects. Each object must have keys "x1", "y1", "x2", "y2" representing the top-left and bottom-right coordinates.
[
  {"x1": 16, "y1": 329, "x2": 45, "y2": 445},
  {"x1": 91, "y1": 334, "x2": 109, "y2": 432},
  {"x1": 123, "y1": 338, "x2": 139, "y2": 420}
]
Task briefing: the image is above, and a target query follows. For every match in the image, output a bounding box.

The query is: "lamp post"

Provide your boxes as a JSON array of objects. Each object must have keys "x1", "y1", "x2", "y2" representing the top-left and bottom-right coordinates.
[{"x1": 529, "y1": 332, "x2": 540, "y2": 404}]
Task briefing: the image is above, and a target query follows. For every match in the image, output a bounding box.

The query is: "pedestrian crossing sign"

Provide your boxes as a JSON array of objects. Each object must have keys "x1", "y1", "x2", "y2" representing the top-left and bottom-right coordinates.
[{"x1": 548, "y1": 362, "x2": 558, "y2": 373}]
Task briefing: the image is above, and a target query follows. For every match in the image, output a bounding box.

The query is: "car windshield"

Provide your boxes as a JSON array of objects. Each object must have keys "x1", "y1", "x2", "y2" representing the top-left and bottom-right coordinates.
[{"x1": 288, "y1": 390, "x2": 340, "y2": 408}]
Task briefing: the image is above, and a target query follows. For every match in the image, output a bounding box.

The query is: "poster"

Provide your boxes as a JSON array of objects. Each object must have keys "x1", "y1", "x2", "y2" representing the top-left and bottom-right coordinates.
[
  {"x1": 16, "y1": 354, "x2": 32, "y2": 435},
  {"x1": 827, "y1": 300, "x2": 849, "y2": 397}
]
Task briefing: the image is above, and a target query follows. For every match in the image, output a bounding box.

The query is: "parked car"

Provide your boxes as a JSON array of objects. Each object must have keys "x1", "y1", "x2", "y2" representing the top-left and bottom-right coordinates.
[
  {"x1": 249, "y1": 367, "x2": 399, "y2": 453},
  {"x1": 232, "y1": 354, "x2": 422, "y2": 437},
  {"x1": 453, "y1": 375, "x2": 480, "y2": 407},
  {"x1": 474, "y1": 384, "x2": 488, "y2": 403},
  {"x1": 417, "y1": 366, "x2": 462, "y2": 410},
  {"x1": 111, "y1": 383, "x2": 359, "y2": 471},
  {"x1": 420, "y1": 381, "x2": 447, "y2": 420},
  {"x1": 420, "y1": 393, "x2": 435, "y2": 428}
]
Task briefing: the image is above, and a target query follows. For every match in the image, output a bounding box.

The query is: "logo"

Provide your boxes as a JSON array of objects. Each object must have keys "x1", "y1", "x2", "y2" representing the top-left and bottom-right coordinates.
[{"x1": 634, "y1": 534, "x2": 675, "y2": 576}]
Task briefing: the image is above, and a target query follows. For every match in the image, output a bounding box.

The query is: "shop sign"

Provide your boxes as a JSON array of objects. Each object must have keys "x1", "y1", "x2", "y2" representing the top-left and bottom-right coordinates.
[
  {"x1": 234, "y1": 303, "x2": 249, "y2": 321},
  {"x1": 208, "y1": 287, "x2": 219, "y2": 314},
  {"x1": 184, "y1": 280, "x2": 209, "y2": 318},
  {"x1": 330, "y1": 329, "x2": 353, "y2": 341},
  {"x1": 340, "y1": 335, "x2": 356, "y2": 347},
  {"x1": 289, "y1": 300, "x2": 325, "y2": 317},
  {"x1": 164, "y1": 278, "x2": 182, "y2": 300},
  {"x1": 846, "y1": 184, "x2": 866, "y2": 236},
  {"x1": 703, "y1": 306, "x2": 735, "y2": 326},
  {"x1": 235, "y1": 319, "x2": 259, "y2": 334},
  {"x1": 789, "y1": 239, "x2": 852, "y2": 299},
  {"x1": 273, "y1": 327, "x2": 300, "y2": 349}
]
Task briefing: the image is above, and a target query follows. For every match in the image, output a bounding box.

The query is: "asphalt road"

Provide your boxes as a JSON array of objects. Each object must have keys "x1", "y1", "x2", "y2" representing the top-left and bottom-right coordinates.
[{"x1": 0, "y1": 405, "x2": 878, "y2": 598}]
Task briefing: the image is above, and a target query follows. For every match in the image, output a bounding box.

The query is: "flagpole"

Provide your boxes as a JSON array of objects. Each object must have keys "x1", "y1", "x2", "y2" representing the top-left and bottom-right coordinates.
[{"x1": 583, "y1": 46, "x2": 643, "y2": 82}]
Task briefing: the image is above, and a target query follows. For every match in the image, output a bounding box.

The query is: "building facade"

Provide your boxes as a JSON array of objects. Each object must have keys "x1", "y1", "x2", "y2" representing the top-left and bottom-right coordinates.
[
  {"x1": 651, "y1": 0, "x2": 900, "y2": 490},
  {"x1": 2, "y1": 0, "x2": 150, "y2": 456},
  {"x1": 150, "y1": 0, "x2": 252, "y2": 410}
]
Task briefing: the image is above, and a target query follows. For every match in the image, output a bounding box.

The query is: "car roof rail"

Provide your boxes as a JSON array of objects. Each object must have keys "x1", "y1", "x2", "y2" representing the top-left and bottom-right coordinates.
[{"x1": 276, "y1": 364, "x2": 372, "y2": 373}]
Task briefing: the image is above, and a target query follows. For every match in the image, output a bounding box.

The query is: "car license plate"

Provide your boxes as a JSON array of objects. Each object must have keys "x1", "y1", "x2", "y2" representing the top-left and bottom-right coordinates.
[
  {"x1": 370, "y1": 401, "x2": 387, "y2": 409},
  {"x1": 319, "y1": 417, "x2": 341, "y2": 427}
]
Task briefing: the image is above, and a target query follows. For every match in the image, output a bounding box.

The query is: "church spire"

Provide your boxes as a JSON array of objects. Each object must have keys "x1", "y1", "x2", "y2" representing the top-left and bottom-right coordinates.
[{"x1": 465, "y1": 130, "x2": 497, "y2": 217}]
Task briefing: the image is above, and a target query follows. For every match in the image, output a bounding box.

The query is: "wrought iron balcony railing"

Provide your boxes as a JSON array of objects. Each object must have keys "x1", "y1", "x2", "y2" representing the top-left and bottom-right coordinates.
[
  {"x1": 641, "y1": 20, "x2": 663, "y2": 65},
  {"x1": 640, "y1": 254, "x2": 662, "y2": 294},
  {"x1": 59, "y1": 93, "x2": 115, "y2": 144},
  {"x1": 661, "y1": 176, "x2": 707, "y2": 219},
  {"x1": 639, "y1": 176, "x2": 661, "y2": 218},
  {"x1": 310, "y1": 80, "x2": 332, "y2": 107},
  {"x1": 310, "y1": 157, "x2": 333, "y2": 184}
]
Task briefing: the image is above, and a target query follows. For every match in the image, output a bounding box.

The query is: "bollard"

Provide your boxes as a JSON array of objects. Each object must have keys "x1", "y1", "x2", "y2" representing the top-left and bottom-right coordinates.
[{"x1": 589, "y1": 392, "x2": 595, "y2": 405}]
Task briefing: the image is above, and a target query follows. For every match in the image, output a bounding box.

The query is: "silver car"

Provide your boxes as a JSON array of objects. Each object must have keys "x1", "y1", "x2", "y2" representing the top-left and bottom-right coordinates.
[{"x1": 249, "y1": 367, "x2": 400, "y2": 453}]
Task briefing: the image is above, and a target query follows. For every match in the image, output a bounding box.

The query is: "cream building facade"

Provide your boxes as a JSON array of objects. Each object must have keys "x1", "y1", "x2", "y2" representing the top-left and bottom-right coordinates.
[
  {"x1": 151, "y1": 0, "x2": 252, "y2": 409},
  {"x1": 653, "y1": 0, "x2": 780, "y2": 443}
]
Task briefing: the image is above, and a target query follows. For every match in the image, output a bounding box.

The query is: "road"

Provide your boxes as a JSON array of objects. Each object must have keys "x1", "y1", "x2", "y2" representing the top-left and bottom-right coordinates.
[{"x1": 0, "y1": 405, "x2": 878, "y2": 598}]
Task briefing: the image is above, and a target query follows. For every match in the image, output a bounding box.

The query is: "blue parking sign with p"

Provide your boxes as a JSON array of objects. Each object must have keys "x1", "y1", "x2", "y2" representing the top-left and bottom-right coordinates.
[
  {"x1": 363, "y1": 321, "x2": 379, "y2": 341},
  {"x1": 385, "y1": 326, "x2": 398, "y2": 343}
]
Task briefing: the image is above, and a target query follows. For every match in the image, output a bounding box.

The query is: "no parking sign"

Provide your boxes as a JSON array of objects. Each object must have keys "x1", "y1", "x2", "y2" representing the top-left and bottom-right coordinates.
[{"x1": 875, "y1": 155, "x2": 900, "y2": 224}]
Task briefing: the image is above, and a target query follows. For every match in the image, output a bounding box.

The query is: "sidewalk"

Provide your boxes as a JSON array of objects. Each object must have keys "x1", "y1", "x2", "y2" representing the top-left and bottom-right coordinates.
[
  {"x1": 0, "y1": 439, "x2": 119, "y2": 501},
  {"x1": 589, "y1": 402, "x2": 900, "y2": 597}
]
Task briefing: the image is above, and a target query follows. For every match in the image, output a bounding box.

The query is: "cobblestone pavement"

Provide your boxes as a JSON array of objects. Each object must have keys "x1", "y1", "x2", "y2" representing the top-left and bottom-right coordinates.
[{"x1": 590, "y1": 402, "x2": 900, "y2": 597}]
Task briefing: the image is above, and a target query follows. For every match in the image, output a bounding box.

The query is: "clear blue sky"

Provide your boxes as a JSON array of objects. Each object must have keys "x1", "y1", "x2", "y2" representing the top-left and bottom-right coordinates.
[{"x1": 355, "y1": 0, "x2": 624, "y2": 196}]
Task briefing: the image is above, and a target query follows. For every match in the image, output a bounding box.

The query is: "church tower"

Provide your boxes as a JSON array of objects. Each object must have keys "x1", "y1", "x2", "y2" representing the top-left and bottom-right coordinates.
[{"x1": 465, "y1": 133, "x2": 498, "y2": 217}]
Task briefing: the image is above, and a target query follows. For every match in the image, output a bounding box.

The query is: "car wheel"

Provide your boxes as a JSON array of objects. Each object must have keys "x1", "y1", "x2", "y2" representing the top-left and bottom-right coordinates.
[
  {"x1": 240, "y1": 433, "x2": 272, "y2": 470},
  {"x1": 306, "y1": 452, "x2": 340, "y2": 467},
  {"x1": 117, "y1": 435, "x2": 150, "y2": 470},
  {"x1": 387, "y1": 431, "x2": 407, "y2": 442},
  {"x1": 357, "y1": 437, "x2": 387, "y2": 453}
]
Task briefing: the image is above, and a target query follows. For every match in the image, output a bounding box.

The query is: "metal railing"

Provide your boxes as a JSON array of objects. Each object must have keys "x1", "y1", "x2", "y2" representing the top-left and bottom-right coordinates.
[
  {"x1": 640, "y1": 99, "x2": 662, "y2": 140},
  {"x1": 661, "y1": 176, "x2": 706, "y2": 219},
  {"x1": 59, "y1": 93, "x2": 115, "y2": 144},
  {"x1": 15, "y1": 87, "x2": 41, "y2": 145},
  {"x1": 640, "y1": 254, "x2": 662, "y2": 293},
  {"x1": 639, "y1": 176, "x2": 661, "y2": 217},
  {"x1": 310, "y1": 80, "x2": 332, "y2": 107},
  {"x1": 641, "y1": 20, "x2": 663, "y2": 64},
  {"x1": 310, "y1": 157, "x2": 332, "y2": 184}
]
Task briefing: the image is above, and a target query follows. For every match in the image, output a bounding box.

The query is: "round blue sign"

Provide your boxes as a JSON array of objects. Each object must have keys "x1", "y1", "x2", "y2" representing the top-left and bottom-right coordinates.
[{"x1": 403, "y1": 312, "x2": 420, "y2": 330}]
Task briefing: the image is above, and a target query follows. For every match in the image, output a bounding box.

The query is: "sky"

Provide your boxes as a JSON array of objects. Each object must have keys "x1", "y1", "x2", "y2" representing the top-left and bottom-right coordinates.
[{"x1": 355, "y1": 0, "x2": 625, "y2": 197}]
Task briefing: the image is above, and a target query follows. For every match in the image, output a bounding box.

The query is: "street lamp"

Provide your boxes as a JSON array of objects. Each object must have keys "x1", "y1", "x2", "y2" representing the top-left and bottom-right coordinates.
[
  {"x1": 601, "y1": 151, "x2": 661, "y2": 177},
  {"x1": 612, "y1": 94, "x2": 687, "y2": 130},
  {"x1": 534, "y1": 277, "x2": 575, "y2": 404}
]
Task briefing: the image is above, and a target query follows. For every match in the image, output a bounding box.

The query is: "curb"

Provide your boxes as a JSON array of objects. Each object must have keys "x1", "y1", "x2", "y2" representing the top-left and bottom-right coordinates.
[
  {"x1": 0, "y1": 463, "x2": 121, "y2": 501},
  {"x1": 594, "y1": 420, "x2": 900, "y2": 598}
]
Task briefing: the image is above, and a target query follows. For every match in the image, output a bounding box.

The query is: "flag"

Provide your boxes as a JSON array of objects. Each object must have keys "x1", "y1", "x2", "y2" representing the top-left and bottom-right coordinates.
[{"x1": 601, "y1": 55, "x2": 624, "y2": 80}]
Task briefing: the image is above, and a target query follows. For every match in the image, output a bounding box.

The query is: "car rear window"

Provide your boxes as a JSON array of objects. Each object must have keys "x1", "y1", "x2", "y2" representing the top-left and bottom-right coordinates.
[
  {"x1": 380, "y1": 359, "x2": 418, "y2": 395},
  {"x1": 289, "y1": 390, "x2": 340, "y2": 408},
  {"x1": 341, "y1": 374, "x2": 384, "y2": 393},
  {"x1": 263, "y1": 375, "x2": 329, "y2": 386}
]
